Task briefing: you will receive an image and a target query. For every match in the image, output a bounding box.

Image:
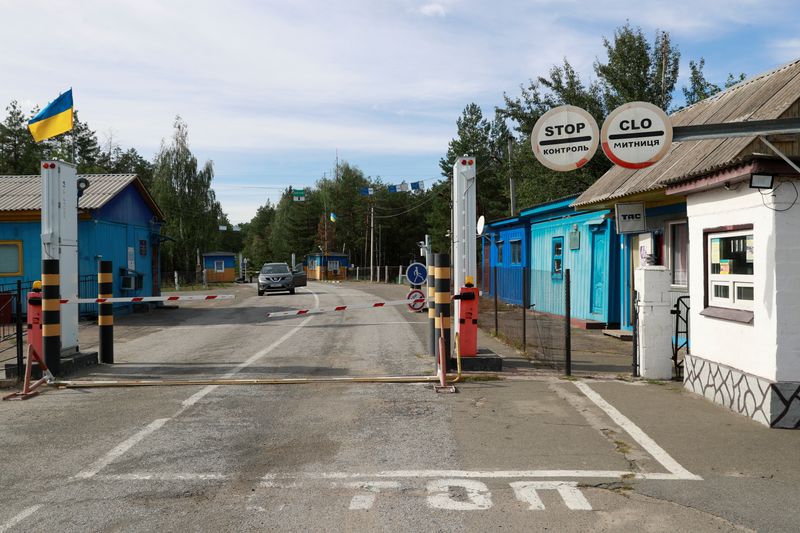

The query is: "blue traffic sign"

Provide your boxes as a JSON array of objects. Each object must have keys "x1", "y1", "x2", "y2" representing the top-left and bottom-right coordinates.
[{"x1": 406, "y1": 262, "x2": 428, "y2": 285}]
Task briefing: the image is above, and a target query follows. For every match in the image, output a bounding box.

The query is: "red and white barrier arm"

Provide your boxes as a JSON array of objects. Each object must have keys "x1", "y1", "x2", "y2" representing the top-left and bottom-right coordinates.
[
  {"x1": 59, "y1": 295, "x2": 235, "y2": 304},
  {"x1": 266, "y1": 298, "x2": 430, "y2": 318}
]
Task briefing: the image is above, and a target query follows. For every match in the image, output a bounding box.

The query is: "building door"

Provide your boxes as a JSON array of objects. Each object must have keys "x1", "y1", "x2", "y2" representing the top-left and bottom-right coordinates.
[{"x1": 590, "y1": 230, "x2": 606, "y2": 316}]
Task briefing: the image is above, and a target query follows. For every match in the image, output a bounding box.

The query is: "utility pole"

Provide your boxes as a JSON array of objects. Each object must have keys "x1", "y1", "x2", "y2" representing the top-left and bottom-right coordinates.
[
  {"x1": 508, "y1": 137, "x2": 516, "y2": 216},
  {"x1": 370, "y1": 205, "x2": 374, "y2": 281}
]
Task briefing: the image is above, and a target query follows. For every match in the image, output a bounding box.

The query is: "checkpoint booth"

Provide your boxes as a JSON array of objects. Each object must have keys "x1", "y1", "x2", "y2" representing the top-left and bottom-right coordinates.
[{"x1": 305, "y1": 252, "x2": 349, "y2": 281}]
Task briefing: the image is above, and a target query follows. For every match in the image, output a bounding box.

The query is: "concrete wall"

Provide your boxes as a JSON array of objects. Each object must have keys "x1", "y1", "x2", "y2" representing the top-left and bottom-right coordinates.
[
  {"x1": 686, "y1": 186, "x2": 777, "y2": 382},
  {"x1": 772, "y1": 180, "x2": 800, "y2": 382}
]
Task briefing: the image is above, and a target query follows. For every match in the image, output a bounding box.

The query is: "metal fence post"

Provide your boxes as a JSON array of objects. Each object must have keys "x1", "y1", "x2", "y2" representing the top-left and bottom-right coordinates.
[
  {"x1": 522, "y1": 267, "x2": 527, "y2": 355},
  {"x1": 493, "y1": 266, "x2": 499, "y2": 336},
  {"x1": 15, "y1": 280, "x2": 23, "y2": 382},
  {"x1": 632, "y1": 290, "x2": 640, "y2": 377},
  {"x1": 564, "y1": 268, "x2": 572, "y2": 377}
]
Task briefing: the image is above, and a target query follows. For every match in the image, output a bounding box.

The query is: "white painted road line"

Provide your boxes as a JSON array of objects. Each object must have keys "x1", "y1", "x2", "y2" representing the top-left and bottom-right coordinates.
[
  {"x1": 341, "y1": 481, "x2": 401, "y2": 510},
  {"x1": 271, "y1": 469, "x2": 683, "y2": 480},
  {"x1": 510, "y1": 481, "x2": 592, "y2": 511},
  {"x1": 0, "y1": 505, "x2": 41, "y2": 533},
  {"x1": 74, "y1": 418, "x2": 170, "y2": 479},
  {"x1": 574, "y1": 381, "x2": 702, "y2": 481},
  {"x1": 95, "y1": 473, "x2": 231, "y2": 481},
  {"x1": 427, "y1": 479, "x2": 493, "y2": 510}
]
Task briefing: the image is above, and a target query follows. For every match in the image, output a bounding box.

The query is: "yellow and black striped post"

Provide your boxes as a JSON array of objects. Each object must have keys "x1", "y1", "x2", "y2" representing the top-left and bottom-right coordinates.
[
  {"x1": 428, "y1": 266, "x2": 436, "y2": 357},
  {"x1": 41, "y1": 259, "x2": 61, "y2": 375},
  {"x1": 434, "y1": 253, "x2": 451, "y2": 371},
  {"x1": 98, "y1": 261, "x2": 114, "y2": 364}
]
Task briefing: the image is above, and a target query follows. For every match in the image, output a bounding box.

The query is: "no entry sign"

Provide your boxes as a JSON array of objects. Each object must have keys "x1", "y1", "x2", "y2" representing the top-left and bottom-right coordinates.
[
  {"x1": 406, "y1": 289, "x2": 426, "y2": 312},
  {"x1": 531, "y1": 105, "x2": 599, "y2": 172},
  {"x1": 601, "y1": 102, "x2": 672, "y2": 169}
]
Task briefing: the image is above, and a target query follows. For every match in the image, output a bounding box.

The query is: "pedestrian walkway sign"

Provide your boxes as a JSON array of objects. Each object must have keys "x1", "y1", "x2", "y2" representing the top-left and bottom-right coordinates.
[{"x1": 406, "y1": 262, "x2": 427, "y2": 285}]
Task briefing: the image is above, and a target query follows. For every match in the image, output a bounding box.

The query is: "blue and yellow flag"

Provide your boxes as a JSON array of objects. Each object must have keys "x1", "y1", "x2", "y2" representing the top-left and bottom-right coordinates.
[
  {"x1": 330, "y1": 212, "x2": 337, "y2": 223},
  {"x1": 28, "y1": 89, "x2": 74, "y2": 142}
]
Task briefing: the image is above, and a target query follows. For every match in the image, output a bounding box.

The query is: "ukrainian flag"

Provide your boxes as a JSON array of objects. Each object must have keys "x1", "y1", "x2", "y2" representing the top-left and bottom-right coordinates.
[
  {"x1": 28, "y1": 89, "x2": 74, "y2": 142},
  {"x1": 330, "y1": 212, "x2": 337, "y2": 223}
]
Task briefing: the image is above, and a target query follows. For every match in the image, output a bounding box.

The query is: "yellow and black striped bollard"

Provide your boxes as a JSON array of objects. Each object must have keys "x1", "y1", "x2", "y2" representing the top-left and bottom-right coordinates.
[
  {"x1": 434, "y1": 253, "x2": 451, "y2": 372},
  {"x1": 428, "y1": 266, "x2": 436, "y2": 357},
  {"x1": 98, "y1": 260, "x2": 114, "y2": 364},
  {"x1": 41, "y1": 259, "x2": 61, "y2": 376}
]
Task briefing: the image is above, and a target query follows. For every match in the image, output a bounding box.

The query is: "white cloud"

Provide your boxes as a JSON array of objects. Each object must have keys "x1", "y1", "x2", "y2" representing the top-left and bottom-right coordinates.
[{"x1": 419, "y1": 3, "x2": 448, "y2": 17}]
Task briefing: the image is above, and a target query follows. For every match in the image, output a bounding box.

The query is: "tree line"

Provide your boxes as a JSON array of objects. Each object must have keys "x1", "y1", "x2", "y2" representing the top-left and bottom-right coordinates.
[{"x1": 0, "y1": 22, "x2": 746, "y2": 275}]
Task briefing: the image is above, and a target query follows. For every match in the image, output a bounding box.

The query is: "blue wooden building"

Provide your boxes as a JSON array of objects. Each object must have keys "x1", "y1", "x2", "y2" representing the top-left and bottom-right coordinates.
[
  {"x1": 0, "y1": 174, "x2": 165, "y2": 313},
  {"x1": 305, "y1": 252, "x2": 349, "y2": 281},
  {"x1": 483, "y1": 196, "x2": 620, "y2": 325},
  {"x1": 203, "y1": 252, "x2": 237, "y2": 282}
]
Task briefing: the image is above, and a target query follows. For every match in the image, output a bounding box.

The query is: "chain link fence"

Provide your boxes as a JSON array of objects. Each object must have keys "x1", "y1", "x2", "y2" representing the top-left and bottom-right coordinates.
[{"x1": 482, "y1": 266, "x2": 634, "y2": 375}]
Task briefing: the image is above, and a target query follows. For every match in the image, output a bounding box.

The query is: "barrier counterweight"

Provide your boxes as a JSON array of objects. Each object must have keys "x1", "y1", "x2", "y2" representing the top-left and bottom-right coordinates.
[
  {"x1": 42, "y1": 259, "x2": 61, "y2": 376},
  {"x1": 434, "y1": 253, "x2": 451, "y2": 371},
  {"x1": 98, "y1": 261, "x2": 114, "y2": 364}
]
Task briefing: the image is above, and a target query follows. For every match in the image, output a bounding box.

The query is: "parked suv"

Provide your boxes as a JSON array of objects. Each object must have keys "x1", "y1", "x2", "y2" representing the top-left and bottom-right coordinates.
[{"x1": 258, "y1": 262, "x2": 307, "y2": 296}]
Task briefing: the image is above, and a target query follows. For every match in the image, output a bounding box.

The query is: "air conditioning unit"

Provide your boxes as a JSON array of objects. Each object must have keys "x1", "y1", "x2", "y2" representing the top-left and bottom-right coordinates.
[{"x1": 120, "y1": 275, "x2": 135, "y2": 290}]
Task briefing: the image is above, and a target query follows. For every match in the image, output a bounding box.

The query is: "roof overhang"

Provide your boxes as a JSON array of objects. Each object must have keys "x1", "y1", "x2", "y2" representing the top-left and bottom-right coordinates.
[{"x1": 665, "y1": 157, "x2": 800, "y2": 196}]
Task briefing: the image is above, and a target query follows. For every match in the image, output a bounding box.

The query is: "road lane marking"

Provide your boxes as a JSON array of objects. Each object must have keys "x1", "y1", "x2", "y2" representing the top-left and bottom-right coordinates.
[
  {"x1": 340, "y1": 481, "x2": 401, "y2": 510},
  {"x1": 510, "y1": 481, "x2": 592, "y2": 510},
  {"x1": 73, "y1": 288, "x2": 321, "y2": 479},
  {"x1": 270, "y1": 469, "x2": 685, "y2": 480},
  {"x1": 74, "y1": 418, "x2": 170, "y2": 479},
  {"x1": 94, "y1": 473, "x2": 230, "y2": 481},
  {"x1": 426, "y1": 479, "x2": 493, "y2": 510},
  {"x1": 0, "y1": 505, "x2": 41, "y2": 533},
  {"x1": 574, "y1": 381, "x2": 701, "y2": 481}
]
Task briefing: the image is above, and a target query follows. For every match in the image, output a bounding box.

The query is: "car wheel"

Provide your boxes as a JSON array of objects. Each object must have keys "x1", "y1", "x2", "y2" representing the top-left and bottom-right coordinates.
[
  {"x1": 258, "y1": 289, "x2": 264, "y2": 296},
  {"x1": 289, "y1": 288, "x2": 295, "y2": 295}
]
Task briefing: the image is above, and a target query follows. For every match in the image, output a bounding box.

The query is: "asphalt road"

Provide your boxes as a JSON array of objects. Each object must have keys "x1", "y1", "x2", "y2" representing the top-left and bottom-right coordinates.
[{"x1": 1, "y1": 281, "x2": 799, "y2": 532}]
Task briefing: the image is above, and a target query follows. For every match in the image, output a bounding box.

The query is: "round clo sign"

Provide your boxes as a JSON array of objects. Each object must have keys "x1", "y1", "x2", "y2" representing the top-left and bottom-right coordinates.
[
  {"x1": 601, "y1": 101, "x2": 672, "y2": 169},
  {"x1": 531, "y1": 105, "x2": 599, "y2": 172}
]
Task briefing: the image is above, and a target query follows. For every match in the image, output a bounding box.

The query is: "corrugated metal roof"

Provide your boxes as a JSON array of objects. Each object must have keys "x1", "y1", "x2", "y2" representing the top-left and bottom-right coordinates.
[
  {"x1": 0, "y1": 174, "x2": 137, "y2": 211},
  {"x1": 574, "y1": 59, "x2": 800, "y2": 207}
]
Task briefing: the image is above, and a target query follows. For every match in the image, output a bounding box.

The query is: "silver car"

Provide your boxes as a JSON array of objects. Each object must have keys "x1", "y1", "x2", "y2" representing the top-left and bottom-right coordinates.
[{"x1": 258, "y1": 262, "x2": 306, "y2": 295}]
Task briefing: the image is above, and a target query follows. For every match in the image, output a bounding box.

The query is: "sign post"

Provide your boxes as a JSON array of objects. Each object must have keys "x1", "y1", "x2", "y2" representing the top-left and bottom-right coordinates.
[
  {"x1": 601, "y1": 101, "x2": 672, "y2": 169},
  {"x1": 531, "y1": 105, "x2": 599, "y2": 172}
]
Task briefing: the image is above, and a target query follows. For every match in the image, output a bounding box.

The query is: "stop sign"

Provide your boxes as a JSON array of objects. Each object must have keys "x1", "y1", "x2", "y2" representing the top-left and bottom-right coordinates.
[{"x1": 531, "y1": 105, "x2": 599, "y2": 172}]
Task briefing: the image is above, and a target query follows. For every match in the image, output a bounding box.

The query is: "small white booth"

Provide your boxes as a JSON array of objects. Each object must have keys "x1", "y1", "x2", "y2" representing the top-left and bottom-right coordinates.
[{"x1": 667, "y1": 155, "x2": 800, "y2": 428}]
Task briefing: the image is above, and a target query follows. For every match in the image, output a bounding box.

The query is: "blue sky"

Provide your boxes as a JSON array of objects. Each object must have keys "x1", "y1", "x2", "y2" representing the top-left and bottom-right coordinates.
[{"x1": 2, "y1": 0, "x2": 799, "y2": 222}]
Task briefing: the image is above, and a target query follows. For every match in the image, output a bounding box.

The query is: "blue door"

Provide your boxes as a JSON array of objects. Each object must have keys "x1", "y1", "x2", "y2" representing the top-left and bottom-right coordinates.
[{"x1": 590, "y1": 230, "x2": 606, "y2": 316}]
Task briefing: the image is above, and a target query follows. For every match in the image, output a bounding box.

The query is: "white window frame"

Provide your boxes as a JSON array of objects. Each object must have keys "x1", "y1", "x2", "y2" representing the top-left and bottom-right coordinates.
[
  {"x1": 666, "y1": 220, "x2": 689, "y2": 288},
  {"x1": 707, "y1": 229, "x2": 754, "y2": 311},
  {"x1": 214, "y1": 260, "x2": 225, "y2": 273}
]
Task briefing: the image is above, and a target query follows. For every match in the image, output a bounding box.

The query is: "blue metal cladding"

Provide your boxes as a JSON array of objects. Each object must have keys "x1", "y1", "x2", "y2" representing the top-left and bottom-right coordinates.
[
  {"x1": 94, "y1": 184, "x2": 157, "y2": 227},
  {"x1": 204, "y1": 255, "x2": 236, "y2": 269},
  {"x1": 487, "y1": 224, "x2": 528, "y2": 305},
  {"x1": 529, "y1": 211, "x2": 617, "y2": 322}
]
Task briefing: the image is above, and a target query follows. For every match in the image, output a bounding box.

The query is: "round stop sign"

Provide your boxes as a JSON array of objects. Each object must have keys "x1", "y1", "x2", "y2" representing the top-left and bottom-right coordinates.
[
  {"x1": 601, "y1": 101, "x2": 673, "y2": 169},
  {"x1": 531, "y1": 105, "x2": 599, "y2": 172}
]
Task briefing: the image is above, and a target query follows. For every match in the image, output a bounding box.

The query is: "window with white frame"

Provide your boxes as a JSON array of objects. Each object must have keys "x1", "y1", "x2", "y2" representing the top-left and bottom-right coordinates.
[
  {"x1": 669, "y1": 221, "x2": 689, "y2": 286},
  {"x1": 215, "y1": 260, "x2": 225, "y2": 273},
  {"x1": 510, "y1": 240, "x2": 522, "y2": 265},
  {"x1": 496, "y1": 240, "x2": 504, "y2": 264},
  {"x1": 707, "y1": 230, "x2": 754, "y2": 310},
  {"x1": 328, "y1": 260, "x2": 339, "y2": 272}
]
